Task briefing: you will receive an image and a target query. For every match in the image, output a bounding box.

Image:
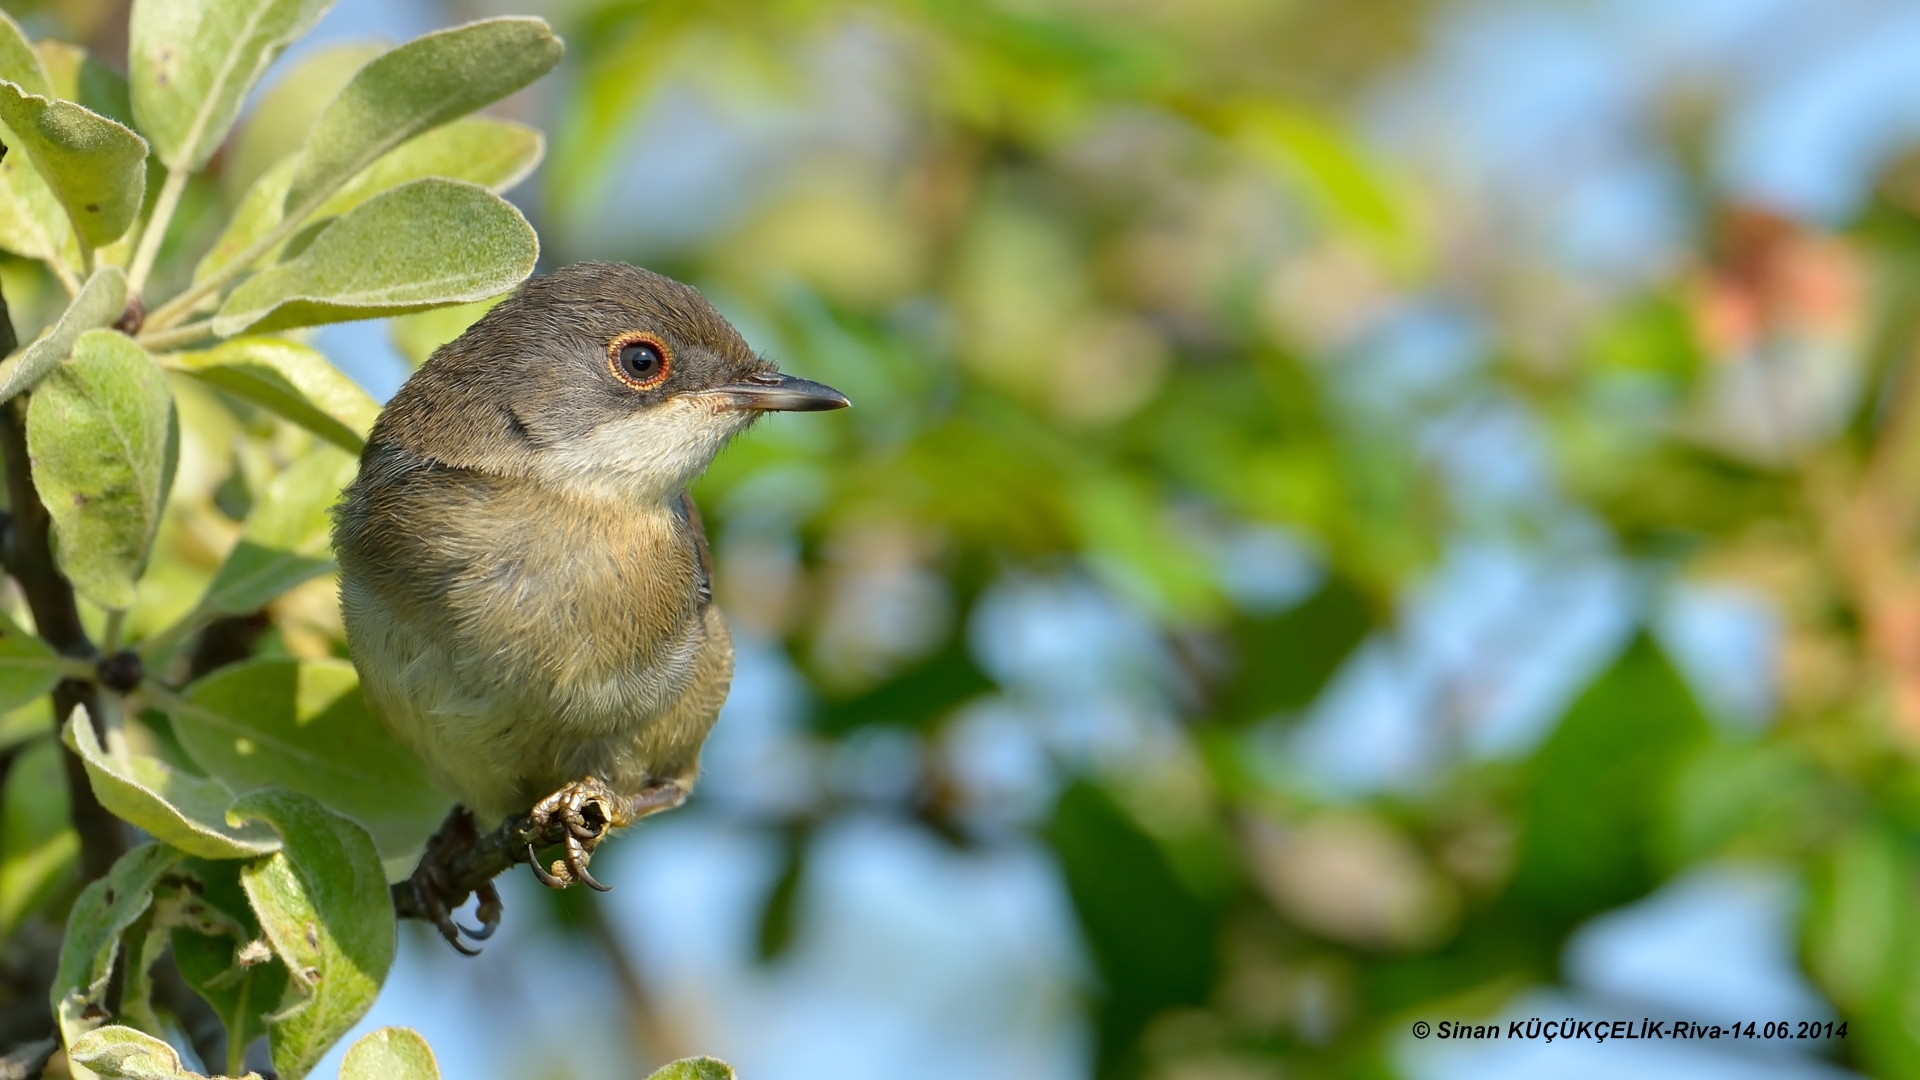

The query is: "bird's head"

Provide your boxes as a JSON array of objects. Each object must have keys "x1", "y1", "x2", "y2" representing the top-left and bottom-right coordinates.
[{"x1": 372, "y1": 261, "x2": 848, "y2": 500}]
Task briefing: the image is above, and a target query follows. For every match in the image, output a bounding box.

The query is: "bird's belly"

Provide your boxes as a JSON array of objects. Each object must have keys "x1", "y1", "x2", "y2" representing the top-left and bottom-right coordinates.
[{"x1": 344, "y1": 578, "x2": 708, "y2": 822}]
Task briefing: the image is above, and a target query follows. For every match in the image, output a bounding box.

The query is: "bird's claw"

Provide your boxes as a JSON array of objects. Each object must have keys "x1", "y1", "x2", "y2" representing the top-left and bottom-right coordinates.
[
  {"x1": 523, "y1": 776, "x2": 687, "y2": 890},
  {"x1": 409, "y1": 807, "x2": 498, "y2": 954}
]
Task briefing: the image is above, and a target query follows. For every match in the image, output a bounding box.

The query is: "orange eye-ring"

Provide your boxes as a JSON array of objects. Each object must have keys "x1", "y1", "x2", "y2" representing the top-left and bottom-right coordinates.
[{"x1": 607, "y1": 331, "x2": 673, "y2": 390}]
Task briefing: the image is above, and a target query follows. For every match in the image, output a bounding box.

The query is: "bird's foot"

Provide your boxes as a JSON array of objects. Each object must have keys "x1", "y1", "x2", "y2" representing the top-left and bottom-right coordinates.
[
  {"x1": 524, "y1": 776, "x2": 687, "y2": 891},
  {"x1": 404, "y1": 806, "x2": 504, "y2": 955}
]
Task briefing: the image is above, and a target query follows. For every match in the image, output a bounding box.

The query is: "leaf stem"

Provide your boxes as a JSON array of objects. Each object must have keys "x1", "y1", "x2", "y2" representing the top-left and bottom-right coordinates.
[
  {"x1": 136, "y1": 319, "x2": 218, "y2": 353},
  {"x1": 127, "y1": 165, "x2": 190, "y2": 297},
  {"x1": 46, "y1": 256, "x2": 82, "y2": 297},
  {"x1": 102, "y1": 608, "x2": 126, "y2": 654}
]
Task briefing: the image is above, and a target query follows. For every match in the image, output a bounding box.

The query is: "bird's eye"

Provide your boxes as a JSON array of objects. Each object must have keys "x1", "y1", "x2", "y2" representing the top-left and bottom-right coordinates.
[{"x1": 607, "y1": 332, "x2": 673, "y2": 390}]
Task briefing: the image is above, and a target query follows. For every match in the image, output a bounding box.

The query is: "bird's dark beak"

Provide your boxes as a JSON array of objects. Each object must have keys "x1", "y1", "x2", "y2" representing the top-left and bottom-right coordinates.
[{"x1": 707, "y1": 372, "x2": 851, "y2": 412}]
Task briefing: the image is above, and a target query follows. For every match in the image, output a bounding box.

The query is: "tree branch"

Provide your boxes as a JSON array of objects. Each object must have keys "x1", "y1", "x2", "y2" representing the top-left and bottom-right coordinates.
[
  {"x1": 390, "y1": 811, "x2": 582, "y2": 923},
  {"x1": 0, "y1": 280, "x2": 130, "y2": 882}
]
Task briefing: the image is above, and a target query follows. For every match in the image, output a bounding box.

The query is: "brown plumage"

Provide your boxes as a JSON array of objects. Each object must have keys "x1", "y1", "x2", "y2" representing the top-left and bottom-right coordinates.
[{"x1": 332, "y1": 263, "x2": 846, "y2": 942}]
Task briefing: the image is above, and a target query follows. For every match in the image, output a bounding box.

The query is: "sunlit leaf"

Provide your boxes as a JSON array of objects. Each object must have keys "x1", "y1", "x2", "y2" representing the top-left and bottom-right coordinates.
[
  {"x1": 174, "y1": 658, "x2": 450, "y2": 858},
  {"x1": 48, "y1": 843, "x2": 181, "y2": 1050},
  {"x1": 194, "y1": 443, "x2": 357, "y2": 618},
  {"x1": 282, "y1": 17, "x2": 561, "y2": 218},
  {"x1": 72, "y1": 1024, "x2": 263, "y2": 1080},
  {"x1": 129, "y1": 0, "x2": 335, "y2": 172},
  {"x1": 646, "y1": 1059, "x2": 737, "y2": 1080},
  {"x1": 173, "y1": 337, "x2": 378, "y2": 452},
  {"x1": 0, "y1": 265, "x2": 127, "y2": 404},
  {"x1": 63, "y1": 708, "x2": 281, "y2": 860},
  {"x1": 233, "y1": 788, "x2": 394, "y2": 1080},
  {"x1": 213, "y1": 178, "x2": 538, "y2": 336},
  {"x1": 0, "y1": 81, "x2": 147, "y2": 247},
  {"x1": 26, "y1": 328, "x2": 174, "y2": 611},
  {"x1": 340, "y1": 1028, "x2": 440, "y2": 1080}
]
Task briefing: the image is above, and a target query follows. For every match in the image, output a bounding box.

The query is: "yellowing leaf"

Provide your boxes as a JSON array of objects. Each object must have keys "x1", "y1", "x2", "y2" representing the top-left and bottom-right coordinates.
[
  {"x1": 173, "y1": 337, "x2": 378, "y2": 452},
  {"x1": 341, "y1": 1028, "x2": 440, "y2": 1080}
]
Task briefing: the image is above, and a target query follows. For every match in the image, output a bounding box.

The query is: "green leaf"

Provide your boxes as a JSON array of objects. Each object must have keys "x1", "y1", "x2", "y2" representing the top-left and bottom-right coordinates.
[
  {"x1": 0, "y1": 80, "x2": 148, "y2": 247},
  {"x1": 199, "y1": 118, "x2": 540, "y2": 288},
  {"x1": 194, "y1": 442, "x2": 357, "y2": 618},
  {"x1": 1509, "y1": 633, "x2": 1712, "y2": 923},
  {"x1": 169, "y1": 858, "x2": 288, "y2": 1076},
  {"x1": 214, "y1": 178, "x2": 537, "y2": 336},
  {"x1": 63, "y1": 707, "x2": 281, "y2": 860},
  {"x1": 48, "y1": 843, "x2": 182, "y2": 1049},
  {"x1": 71, "y1": 1024, "x2": 263, "y2": 1080},
  {"x1": 173, "y1": 337, "x2": 378, "y2": 452},
  {"x1": 340, "y1": 1028, "x2": 440, "y2": 1080},
  {"x1": 233, "y1": 788, "x2": 394, "y2": 1080},
  {"x1": 282, "y1": 17, "x2": 561, "y2": 219},
  {"x1": 1046, "y1": 781, "x2": 1215, "y2": 1073},
  {"x1": 129, "y1": 0, "x2": 335, "y2": 172},
  {"x1": 646, "y1": 1059, "x2": 737, "y2": 1080},
  {"x1": 226, "y1": 41, "x2": 383, "y2": 201},
  {"x1": 0, "y1": 737, "x2": 76, "y2": 938},
  {"x1": 0, "y1": 265, "x2": 128, "y2": 404},
  {"x1": 1218, "y1": 576, "x2": 1374, "y2": 724},
  {"x1": 0, "y1": 607, "x2": 65, "y2": 715},
  {"x1": 26, "y1": 328, "x2": 174, "y2": 611},
  {"x1": 0, "y1": 10, "x2": 53, "y2": 97},
  {"x1": 173, "y1": 658, "x2": 450, "y2": 859},
  {"x1": 0, "y1": 117, "x2": 81, "y2": 272}
]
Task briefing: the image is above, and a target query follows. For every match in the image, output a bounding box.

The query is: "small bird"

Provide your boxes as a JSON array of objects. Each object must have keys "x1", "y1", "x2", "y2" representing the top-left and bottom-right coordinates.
[{"x1": 331, "y1": 262, "x2": 847, "y2": 949}]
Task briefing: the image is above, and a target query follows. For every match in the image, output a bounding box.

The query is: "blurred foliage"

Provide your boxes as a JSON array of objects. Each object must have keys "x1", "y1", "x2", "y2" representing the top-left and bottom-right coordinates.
[{"x1": 6, "y1": 0, "x2": 1920, "y2": 1079}]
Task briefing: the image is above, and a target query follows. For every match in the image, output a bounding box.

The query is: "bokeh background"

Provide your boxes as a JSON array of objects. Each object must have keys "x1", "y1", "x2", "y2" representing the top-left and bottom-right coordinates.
[{"x1": 12, "y1": 0, "x2": 1920, "y2": 1077}]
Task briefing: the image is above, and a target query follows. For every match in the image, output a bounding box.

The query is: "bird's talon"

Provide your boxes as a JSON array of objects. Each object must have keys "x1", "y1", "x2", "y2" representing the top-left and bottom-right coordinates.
[{"x1": 528, "y1": 843, "x2": 568, "y2": 888}]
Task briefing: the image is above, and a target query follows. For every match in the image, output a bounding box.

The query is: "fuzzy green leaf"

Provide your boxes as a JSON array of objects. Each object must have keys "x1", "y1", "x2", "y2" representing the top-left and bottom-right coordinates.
[
  {"x1": 198, "y1": 117, "x2": 541, "y2": 287},
  {"x1": 0, "y1": 607, "x2": 64, "y2": 715},
  {"x1": 281, "y1": 17, "x2": 560, "y2": 219},
  {"x1": 226, "y1": 41, "x2": 382, "y2": 201},
  {"x1": 647, "y1": 1059, "x2": 738, "y2": 1080},
  {"x1": 73, "y1": 1024, "x2": 263, "y2": 1079},
  {"x1": 0, "y1": 265, "x2": 127, "y2": 404},
  {"x1": 0, "y1": 81, "x2": 147, "y2": 247},
  {"x1": 49, "y1": 844, "x2": 182, "y2": 1050},
  {"x1": 195, "y1": 442, "x2": 357, "y2": 618},
  {"x1": 63, "y1": 707, "x2": 281, "y2": 859},
  {"x1": 173, "y1": 658, "x2": 449, "y2": 859},
  {"x1": 213, "y1": 178, "x2": 536, "y2": 336},
  {"x1": 340, "y1": 1028, "x2": 440, "y2": 1080},
  {"x1": 173, "y1": 337, "x2": 378, "y2": 452},
  {"x1": 26, "y1": 328, "x2": 174, "y2": 611},
  {"x1": 233, "y1": 789, "x2": 394, "y2": 1080},
  {"x1": 129, "y1": 0, "x2": 335, "y2": 172},
  {"x1": 0, "y1": 11, "x2": 52, "y2": 97}
]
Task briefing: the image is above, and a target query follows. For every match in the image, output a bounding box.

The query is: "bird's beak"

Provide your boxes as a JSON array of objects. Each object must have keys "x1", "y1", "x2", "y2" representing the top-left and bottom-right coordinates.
[{"x1": 706, "y1": 372, "x2": 851, "y2": 412}]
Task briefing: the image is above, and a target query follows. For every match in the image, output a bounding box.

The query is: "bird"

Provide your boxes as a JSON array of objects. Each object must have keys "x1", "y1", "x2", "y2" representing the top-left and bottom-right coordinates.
[{"x1": 330, "y1": 261, "x2": 848, "y2": 950}]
